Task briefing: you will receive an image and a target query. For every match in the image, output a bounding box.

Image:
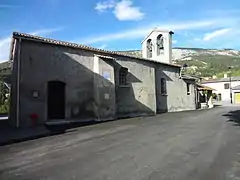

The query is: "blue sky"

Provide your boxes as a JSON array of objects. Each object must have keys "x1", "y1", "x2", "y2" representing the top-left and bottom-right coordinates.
[{"x1": 0, "y1": 0, "x2": 240, "y2": 62}]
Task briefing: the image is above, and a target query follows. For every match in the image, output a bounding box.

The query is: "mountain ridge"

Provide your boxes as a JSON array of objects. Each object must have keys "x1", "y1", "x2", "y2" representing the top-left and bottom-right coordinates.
[
  {"x1": 116, "y1": 48, "x2": 240, "y2": 78},
  {"x1": 116, "y1": 47, "x2": 240, "y2": 60}
]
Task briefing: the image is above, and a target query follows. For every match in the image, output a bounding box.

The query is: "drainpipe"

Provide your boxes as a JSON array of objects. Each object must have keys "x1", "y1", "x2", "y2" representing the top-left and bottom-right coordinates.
[
  {"x1": 16, "y1": 38, "x2": 21, "y2": 128},
  {"x1": 230, "y1": 73, "x2": 232, "y2": 104},
  {"x1": 228, "y1": 66, "x2": 232, "y2": 104}
]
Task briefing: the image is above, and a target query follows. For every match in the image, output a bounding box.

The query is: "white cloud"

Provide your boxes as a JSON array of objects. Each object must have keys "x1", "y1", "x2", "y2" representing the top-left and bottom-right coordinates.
[
  {"x1": 113, "y1": 0, "x2": 144, "y2": 21},
  {"x1": 29, "y1": 27, "x2": 64, "y2": 36},
  {"x1": 0, "y1": 37, "x2": 12, "y2": 62},
  {"x1": 187, "y1": 27, "x2": 240, "y2": 49},
  {"x1": 203, "y1": 28, "x2": 232, "y2": 41},
  {"x1": 0, "y1": 27, "x2": 63, "y2": 62},
  {"x1": 98, "y1": 44, "x2": 108, "y2": 49},
  {"x1": 95, "y1": 0, "x2": 144, "y2": 21},
  {"x1": 95, "y1": 0, "x2": 115, "y2": 12},
  {"x1": 193, "y1": 38, "x2": 201, "y2": 41},
  {"x1": 78, "y1": 28, "x2": 149, "y2": 44},
  {"x1": 194, "y1": 28, "x2": 240, "y2": 49},
  {"x1": 78, "y1": 19, "x2": 222, "y2": 44}
]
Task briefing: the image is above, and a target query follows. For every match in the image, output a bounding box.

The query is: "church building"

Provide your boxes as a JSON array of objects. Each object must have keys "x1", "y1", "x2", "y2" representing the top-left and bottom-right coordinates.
[{"x1": 8, "y1": 29, "x2": 197, "y2": 127}]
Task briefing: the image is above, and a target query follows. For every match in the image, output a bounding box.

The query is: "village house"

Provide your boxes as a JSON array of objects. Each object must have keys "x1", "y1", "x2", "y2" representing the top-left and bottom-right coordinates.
[
  {"x1": 201, "y1": 74, "x2": 240, "y2": 105},
  {"x1": 9, "y1": 29, "x2": 197, "y2": 127}
]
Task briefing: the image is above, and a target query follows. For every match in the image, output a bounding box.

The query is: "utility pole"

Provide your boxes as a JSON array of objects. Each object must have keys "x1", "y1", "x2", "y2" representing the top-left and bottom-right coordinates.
[{"x1": 228, "y1": 66, "x2": 232, "y2": 104}]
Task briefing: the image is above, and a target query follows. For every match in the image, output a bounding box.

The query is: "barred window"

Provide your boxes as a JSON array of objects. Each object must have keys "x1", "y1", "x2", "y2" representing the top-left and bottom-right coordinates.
[
  {"x1": 119, "y1": 67, "x2": 128, "y2": 86},
  {"x1": 161, "y1": 78, "x2": 167, "y2": 95}
]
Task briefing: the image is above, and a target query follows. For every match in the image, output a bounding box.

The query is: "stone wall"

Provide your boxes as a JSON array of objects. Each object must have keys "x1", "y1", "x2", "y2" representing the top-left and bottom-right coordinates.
[
  {"x1": 155, "y1": 65, "x2": 196, "y2": 112},
  {"x1": 18, "y1": 40, "x2": 94, "y2": 126},
  {"x1": 14, "y1": 40, "x2": 158, "y2": 126},
  {"x1": 94, "y1": 57, "x2": 116, "y2": 120},
  {"x1": 10, "y1": 38, "x2": 196, "y2": 127},
  {"x1": 114, "y1": 57, "x2": 156, "y2": 117}
]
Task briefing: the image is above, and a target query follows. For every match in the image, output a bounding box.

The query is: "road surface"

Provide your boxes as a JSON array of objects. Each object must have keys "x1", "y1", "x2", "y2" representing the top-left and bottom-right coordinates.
[{"x1": 1, "y1": 106, "x2": 240, "y2": 180}]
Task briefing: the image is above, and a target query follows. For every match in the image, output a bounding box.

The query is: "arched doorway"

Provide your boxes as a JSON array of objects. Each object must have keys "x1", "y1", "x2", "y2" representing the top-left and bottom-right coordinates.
[{"x1": 47, "y1": 81, "x2": 65, "y2": 119}]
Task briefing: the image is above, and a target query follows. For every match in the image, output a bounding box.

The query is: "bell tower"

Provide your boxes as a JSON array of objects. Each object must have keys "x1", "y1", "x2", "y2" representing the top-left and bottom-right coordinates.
[{"x1": 142, "y1": 28, "x2": 174, "y2": 64}]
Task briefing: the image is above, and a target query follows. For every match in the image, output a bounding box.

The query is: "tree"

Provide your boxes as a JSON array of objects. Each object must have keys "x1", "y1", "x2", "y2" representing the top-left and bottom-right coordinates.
[{"x1": 0, "y1": 75, "x2": 10, "y2": 114}]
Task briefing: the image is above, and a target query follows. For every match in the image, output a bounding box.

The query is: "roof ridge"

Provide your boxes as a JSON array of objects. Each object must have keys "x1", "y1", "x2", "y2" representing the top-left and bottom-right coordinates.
[
  {"x1": 12, "y1": 32, "x2": 181, "y2": 68},
  {"x1": 13, "y1": 31, "x2": 112, "y2": 53}
]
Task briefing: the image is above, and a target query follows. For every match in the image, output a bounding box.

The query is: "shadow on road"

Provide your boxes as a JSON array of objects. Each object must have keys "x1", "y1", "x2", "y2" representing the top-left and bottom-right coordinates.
[
  {"x1": 1, "y1": 114, "x2": 154, "y2": 146},
  {"x1": 223, "y1": 110, "x2": 240, "y2": 126},
  {"x1": 0, "y1": 119, "x2": 109, "y2": 146},
  {"x1": 45, "y1": 120, "x2": 106, "y2": 133}
]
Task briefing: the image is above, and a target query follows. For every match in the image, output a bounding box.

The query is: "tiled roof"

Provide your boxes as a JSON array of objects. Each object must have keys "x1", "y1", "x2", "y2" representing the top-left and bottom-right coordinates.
[
  {"x1": 197, "y1": 84, "x2": 216, "y2": 91},
  {"x1": 232, "y1": 85, "x2": 240, "y2": 90},
  {"x1": 202, "y1": 76, "x2": 240, "y2": 83},
  {"x1": 182, "y1": 74, "x2": 200, "y2": 80},
  {"x1": 12, "y1": 32, "x2": 181, "y2": 68}
]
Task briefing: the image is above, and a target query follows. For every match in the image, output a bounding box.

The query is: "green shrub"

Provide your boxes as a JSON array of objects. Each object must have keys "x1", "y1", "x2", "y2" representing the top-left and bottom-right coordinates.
[
  {"x1": 0, "y1": 104, "x2": 9, "y2": 114},
  {"x1": 212, "y1": 93, "x2": 217, "y2": 100},
  {"x1": 0, "y1": 77, "x2": 10, "y2": 114}
]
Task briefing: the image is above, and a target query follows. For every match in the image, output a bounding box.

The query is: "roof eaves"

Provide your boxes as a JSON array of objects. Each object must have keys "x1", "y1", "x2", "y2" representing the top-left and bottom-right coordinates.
[
  {"x1": 202, "y1": 79, "x2": 237, "y2": 83},
  {"x1": 232, "y1": 85, "x2": 240, "y2": 90},
  {"x1": 182, "y1": 77, "x2": 196, "y2": 80},
  {"x1": 197, "y1": 84, "x2": 216, "y2": 91},
  {"x1": 13, "y1": 32, "x2": 181, "y2": 68},
  {"x1": 182, "y1": 74, "x2": 199, "y2": 80}
]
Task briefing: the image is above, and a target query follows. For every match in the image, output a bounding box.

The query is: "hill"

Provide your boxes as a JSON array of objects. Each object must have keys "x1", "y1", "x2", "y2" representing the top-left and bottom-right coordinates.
[
  {"x1": 117, "y1": 48, "x2": 240, "y2": 78},
  {"x1": 0, "y1": 61, "x2": 12, "y2": 84}
]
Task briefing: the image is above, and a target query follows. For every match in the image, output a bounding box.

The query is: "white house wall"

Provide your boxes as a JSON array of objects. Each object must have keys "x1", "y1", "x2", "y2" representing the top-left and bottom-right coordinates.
[{"x1": 202, "y1": 81, "x2": 240, "y2": 103}]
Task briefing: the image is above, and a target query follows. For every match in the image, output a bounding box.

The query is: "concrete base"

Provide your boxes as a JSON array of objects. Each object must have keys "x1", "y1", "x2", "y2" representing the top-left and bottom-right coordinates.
[
  {"x1": 200, "y1": 103, "x2": 208, "y2": 109},
  {"x1": 208, "y1": 103, "x2": 214, "y2": 108}
]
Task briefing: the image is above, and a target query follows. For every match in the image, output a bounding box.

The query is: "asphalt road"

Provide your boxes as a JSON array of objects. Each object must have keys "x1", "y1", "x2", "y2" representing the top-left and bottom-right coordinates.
[{"x1": 1, "y1": 106, "x2": 240, "y2": 180}]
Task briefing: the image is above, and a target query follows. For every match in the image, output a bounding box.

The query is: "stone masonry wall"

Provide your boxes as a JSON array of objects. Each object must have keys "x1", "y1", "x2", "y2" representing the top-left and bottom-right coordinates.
[
  {"x1": 155, "y1": 65, "x2": 196, "y2": 112},
  {"x1": 114, "y1": 57, "x2": 156, "y2": 117},
  {"x1": 19, "y1": 40, "x2": 94, "y2": 126},
  {"x1": 12, "y1": 38, "x2": 196, "y2": 127}
]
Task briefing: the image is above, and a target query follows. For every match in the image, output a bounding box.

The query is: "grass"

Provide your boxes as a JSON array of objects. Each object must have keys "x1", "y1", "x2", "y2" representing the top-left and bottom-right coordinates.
[{"x1": 175, "y1": 54, "x2": 240, "y2": 78}]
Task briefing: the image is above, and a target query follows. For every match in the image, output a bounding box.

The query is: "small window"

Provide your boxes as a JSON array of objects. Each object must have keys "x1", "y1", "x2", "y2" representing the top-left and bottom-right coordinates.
[
  {"x1": 161, "y1": 78, "x2": 167, "y2": 95},
  {"x1": 218, "y1": 93, "x2": 222, "y2": 101},
  {"x1": 119, "y1": 67, "x2": 128, "y2": 86},
  {"x1": 224, "y1": 83, "x2": 230, "y2": 89},
  {"x1": 187, "y1": 83, "x2": 190, "y2": 95}
]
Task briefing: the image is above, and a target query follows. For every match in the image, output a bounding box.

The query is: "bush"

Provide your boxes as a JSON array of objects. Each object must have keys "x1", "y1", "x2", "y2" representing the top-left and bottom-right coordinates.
[
  {"x1": 0, "y1": 96, "x2": 9, "y2": 114},
  {"x1": 0, "y1": 77, "x2": 10, "y2": 114},
  {"x1": 0, "y1": 105, "x2": 9, "y2": 114},
  {"x1": 212, "y1": 93, "x2": 217, "y2": 100}
]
